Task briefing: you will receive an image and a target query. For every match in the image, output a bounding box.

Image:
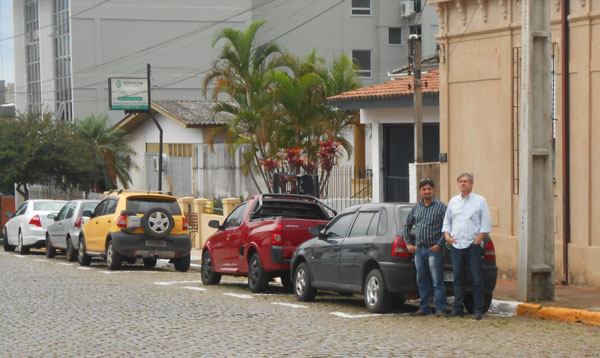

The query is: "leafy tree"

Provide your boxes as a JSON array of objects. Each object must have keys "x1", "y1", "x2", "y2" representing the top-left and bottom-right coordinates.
[
  {"x1": 74, "y1": 115, "x2": 137, "y2": 192},
  {"x1": 202, "y1": 20, "x2": 295, "y2": 193},
  {"x1": 0, "y1": 113, "x2": 96, "y2": 199}
]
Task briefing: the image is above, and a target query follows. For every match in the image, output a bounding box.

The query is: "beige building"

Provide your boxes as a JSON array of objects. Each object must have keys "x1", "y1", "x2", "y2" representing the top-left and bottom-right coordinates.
[{"x1": 431, "y1": 0, "x2": 600, "y2": 285}]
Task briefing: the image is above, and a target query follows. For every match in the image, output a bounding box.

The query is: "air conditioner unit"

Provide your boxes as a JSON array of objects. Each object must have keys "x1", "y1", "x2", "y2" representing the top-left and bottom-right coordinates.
[{"x1": 401, "y1": 0, "x2": 415, "y2": 17}]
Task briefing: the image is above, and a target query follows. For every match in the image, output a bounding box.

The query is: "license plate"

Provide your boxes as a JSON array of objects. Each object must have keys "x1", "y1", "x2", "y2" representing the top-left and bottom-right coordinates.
[
  {"x1": 444, "y1": 272, "x2": 454, "y2": 281},
  {"x1": 145, "y1": 240, "x2": 166, "y2": 247}
]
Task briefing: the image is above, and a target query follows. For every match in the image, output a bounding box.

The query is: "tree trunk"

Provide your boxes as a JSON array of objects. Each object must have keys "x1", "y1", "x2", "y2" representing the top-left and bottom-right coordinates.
[{"x1": 16, "y1": 184, "x2": 28, "y2": 201}]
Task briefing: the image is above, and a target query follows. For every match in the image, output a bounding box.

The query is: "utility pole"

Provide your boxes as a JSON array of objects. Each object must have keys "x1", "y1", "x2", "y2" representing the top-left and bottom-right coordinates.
[
  {"x1": 518, "y1": 0, "x2": 554, "y2": 301},
  {"x1": 409, "y1": 34, "x2": 423, "y2": 163},
  {"x1": 146, "y1": 63, "x2": 163, "y2": 191}
]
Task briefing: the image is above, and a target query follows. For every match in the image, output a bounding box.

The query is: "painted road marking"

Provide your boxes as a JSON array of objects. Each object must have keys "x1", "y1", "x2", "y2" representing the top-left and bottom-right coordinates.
[
  {"x1": 15, "y1": 255, "x2": 25, "y2": 258},
  {"x1": 154, "y1": 280, "x2": 203, "y2": 286},
  {"x1": 224, "y1": 292, "x2": 253, "y2": 299},
  {"x1": 272, "y1": 302, "x2": 308, "y2": 309},
  {"x1": 329, "y1": 312, "x2": 391, "y2": 319},
  {"x1": 77, "y1": 267, "x2": 92, "y2": 270},
  {"x1": 56, "y1": 263, "x2": 73, "y2": 266},
  {"x1": 183, "y1": 286, "x2": 206, "y2": 292},
  {"x1": 98, "y1": 270, "x2": 160, "y2": 274},
  {"x1": 34, "y1": 259, "x2": 49, "y2": 263}
]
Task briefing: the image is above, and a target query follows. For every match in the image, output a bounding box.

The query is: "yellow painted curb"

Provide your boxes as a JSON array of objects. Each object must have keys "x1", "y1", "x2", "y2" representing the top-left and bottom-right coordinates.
[
  {"x1": 516, "y1": 303, "x2": 542, "y2": 317},
  {"x1": 579, "y1": 310, "x2": 600, "y2": 326},
  {"x1": 537, "y1": 307, "x2": 582, "y2": 323},
  {"x1": 516, "y1": 302, "x2": 600, "y2": 326}
]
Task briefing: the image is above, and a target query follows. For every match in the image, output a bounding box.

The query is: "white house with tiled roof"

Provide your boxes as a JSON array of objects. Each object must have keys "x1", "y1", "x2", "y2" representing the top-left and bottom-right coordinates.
[
  {"x1": 116, "y1": 100, "x2": 256, "y2": 198},
  {"x1": 328, "y1": 70, "x2": 440, "y2": 203}
]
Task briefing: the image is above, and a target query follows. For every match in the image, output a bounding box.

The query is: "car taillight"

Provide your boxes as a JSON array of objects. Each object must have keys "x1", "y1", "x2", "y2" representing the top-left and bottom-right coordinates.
[
  {"x1": 74, "y1": 216, "x2": 83, "y2": 228},
  {"x1": 29, "y1": 215, "x2": 42, "y2": 227},
  {"x1": 484, "y1": 240, "x2": 496, "y2": 261},
  {"x1": 182, "y1": 217, "x2": 189, "y2": 231},
  {"x1": 391, "y1": 235, "x2": 410, "y2": 258},
  {"x1": 271, "y1": 224, "x2": 283, "y2": 245},
  {"x1": 116, "y1": 215, "x2": 128, "y2": 228}
]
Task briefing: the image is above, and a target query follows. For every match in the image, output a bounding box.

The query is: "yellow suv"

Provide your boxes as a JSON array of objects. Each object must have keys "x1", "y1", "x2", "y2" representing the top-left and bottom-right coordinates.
[{"x1": 78, "y1": 190, "x2": 191, "y2": 272}]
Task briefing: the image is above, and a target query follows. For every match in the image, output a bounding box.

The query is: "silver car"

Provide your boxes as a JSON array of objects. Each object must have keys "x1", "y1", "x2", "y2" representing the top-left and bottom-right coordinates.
[
  {"x1": 46, "y1": 200, "x2": 100, "y2": 261},
  {"x1": 3, "y1": 200, "x2": 68, "y2": 254}
]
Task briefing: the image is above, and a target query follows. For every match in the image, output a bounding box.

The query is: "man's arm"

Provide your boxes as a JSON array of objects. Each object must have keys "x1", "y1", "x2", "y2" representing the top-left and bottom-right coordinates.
[
  {"x1": 404, "y1": 208, "x2": 416, "y2": 254},
  {"x1": 442, "y1": 204, "x2": 454, "y2": 245},
  {"x1": 473, "y1": 197, "x2": 492, "y2": 245}
]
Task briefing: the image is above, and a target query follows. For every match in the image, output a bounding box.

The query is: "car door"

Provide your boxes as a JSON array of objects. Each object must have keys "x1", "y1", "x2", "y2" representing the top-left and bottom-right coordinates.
[
  {"x1": 49, "y1": 203, "x2": 70, "y2": 247},
  {"x1": 310, "y1": 212, "x2": 356, "y2": 285},
  {"x1": 339, "y1": 210, "x2": 380, "y2": 288},
  {"x1": 59, "y1": 202, "x2": 78, "y2": 248},
  {"x1": 212, "y1": 203, "x2": 247, "y2": 272},
  {"x1": 85, "y1": 199, "x2": 108, "y2": 252},
  {"x1": 7, "y1": 201, "x2": 28, "y2": 243},
  {"x1": 93, "y1": 197, "x2": 118, "y2": 252}
]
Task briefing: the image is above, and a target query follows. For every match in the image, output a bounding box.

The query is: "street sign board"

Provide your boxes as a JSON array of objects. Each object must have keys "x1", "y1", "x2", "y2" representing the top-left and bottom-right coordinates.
[{"x1": 108, "y1": 78, "x2": 149, "y2": 111}]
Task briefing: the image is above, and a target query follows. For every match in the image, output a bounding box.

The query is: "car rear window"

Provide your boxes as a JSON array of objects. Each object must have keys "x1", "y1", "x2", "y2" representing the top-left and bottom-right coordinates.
[
  {"x1": 34, "y1": 201, "x2": 67, "y2": 211},
  {"x1": 252, "y1": 200, "x2": 330, "y2": 220},
  {"x1": 81, "y1": 201, "x2": 99, "y2": 213},
  {"x1": 126, "y1": 198, "x2": 182, "y2": 215}
]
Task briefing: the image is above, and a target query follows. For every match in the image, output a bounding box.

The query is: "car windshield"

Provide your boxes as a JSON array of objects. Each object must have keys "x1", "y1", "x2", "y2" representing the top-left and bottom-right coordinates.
[
  {"x1": 34, "y1": 201, "x2": 67, "y2": 211},
  {"x1": 126, "y1": 198, "x2": 182, "y2": 215}
]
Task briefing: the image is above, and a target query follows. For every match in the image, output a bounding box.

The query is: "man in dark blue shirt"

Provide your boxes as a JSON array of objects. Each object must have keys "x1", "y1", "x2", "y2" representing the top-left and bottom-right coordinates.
[{"x1": 403, "y1": 178, "x2": 447, "y2": 316}]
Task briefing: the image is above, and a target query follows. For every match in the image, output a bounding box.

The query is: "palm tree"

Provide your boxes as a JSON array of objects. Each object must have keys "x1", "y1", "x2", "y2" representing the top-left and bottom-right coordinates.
[
  {"x1": 75, "y1": 115, "x2": 137, "y2": 192},
  {"x1": 202, "y1": 20, "x2": 295, "y2": 192}
]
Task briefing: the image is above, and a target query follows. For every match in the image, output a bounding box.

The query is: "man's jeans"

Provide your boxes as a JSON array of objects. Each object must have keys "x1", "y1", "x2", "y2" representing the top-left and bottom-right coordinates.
[
  {"x1": 414, "y1": 247, "x2": 447, "y2": 313},
  {"x1": 450, "y1": 244, "x2": 484, "y2": 314}
]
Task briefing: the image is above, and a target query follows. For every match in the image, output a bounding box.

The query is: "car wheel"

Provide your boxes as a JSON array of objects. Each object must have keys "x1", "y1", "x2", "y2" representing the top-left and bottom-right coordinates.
[
  {"x1": 248, "y1": 253, "x2": 269, "y2": 293},
  {"x1": 65, "y1": 237, "x2": 77, "y2": 262},
  {"x1": 364, "y1": 268, "x2": 391, "y2": 313},
  {"x1": 201, "y1": 252, "x2": 221, "y2": 285},
  {"x1": 78, "y1": 237, "x2": 91, "y2": 266},
  {"x1": 174, "y1": 255, "x2": 190, "y2": 272},
  {"x1": 3, "y1": 228, "x2": 15, "y2": 252},
  {"x1": 143, "y1": 257, "x2": 157, "y2": 268},
  {"x1": 106, "y1": 241, "x2": 122, "y2": 270},
  {"x1": 280, "y1": 272, "x2": 293, "y2": 291},
  {"x1": 463, "y1": 293, "x2": 492, "y2": 314},
  {"x1": 141, "y1": 207, "x2": 174, "y2": 240},
  {"x1": 294, "y1": 262, "x2": 317, "y2": 302},
  {"x1": 45, "y1": 234, "x2": 56, "y2": 258},
  {"x1": 17, "y1": 230, "x2": 29, "y2": 255}
]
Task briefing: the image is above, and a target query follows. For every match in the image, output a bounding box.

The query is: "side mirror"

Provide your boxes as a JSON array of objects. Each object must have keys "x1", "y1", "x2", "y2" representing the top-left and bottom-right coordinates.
[
  {"x1": 47, "y1": 213, "x2": 56, "y2": 220},
  {"x1": 5, "y1": 212, "x2": 14, "y2": 219},
  {"x1": 208, "y1": 220, "x2": 222, "y2": 230},
  {"x1": 82, "y1": 210, "x2": 94, "y2": 218},
  {"x1": 309, "y1": 226, "x2": 326, "y2": 239}
]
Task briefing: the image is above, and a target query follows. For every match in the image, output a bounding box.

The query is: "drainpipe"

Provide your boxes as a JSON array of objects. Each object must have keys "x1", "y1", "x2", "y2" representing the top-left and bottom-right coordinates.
[{"x1": 560, "y1": 0, "x2": 570, "y2": 285}]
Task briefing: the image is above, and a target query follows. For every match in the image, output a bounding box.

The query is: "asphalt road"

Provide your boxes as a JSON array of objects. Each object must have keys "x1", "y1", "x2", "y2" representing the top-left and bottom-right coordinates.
[{"x1": 1, "y1": 250, "x2": 599, "y2": 358}]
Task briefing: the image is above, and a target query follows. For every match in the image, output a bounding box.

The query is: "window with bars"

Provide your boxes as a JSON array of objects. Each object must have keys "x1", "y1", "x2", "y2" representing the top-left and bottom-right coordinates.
[
  {"x1": 54, "y1": 0, "x2": 73, "y2": 121},
  {"x1": 25, "y1": 0, "x2": 42, "y2": 114},
  {"x1": 351, "y1": 0, "x2": 371, "y2": 15}
]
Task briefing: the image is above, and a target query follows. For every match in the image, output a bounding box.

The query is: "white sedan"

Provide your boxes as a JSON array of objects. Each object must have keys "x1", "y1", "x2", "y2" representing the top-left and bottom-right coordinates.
[{"x1": 3, "y1": 200, "x2": 67, "y2": 254}]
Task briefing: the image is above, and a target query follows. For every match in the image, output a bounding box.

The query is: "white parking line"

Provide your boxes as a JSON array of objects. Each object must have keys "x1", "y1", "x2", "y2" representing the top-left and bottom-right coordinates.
[
  {"x1": 77, "y1": 267, "x2": 92, "y2": 270},
  {"x1": 272, "y1": 302, "x2": 308, "y2": 309},
  {"x1": 153, "y1": 280, "x2": 203, "y2": 286},
  {"x1": 15, "y1": 255, "x2": 25, "y2": 258},
  {"x1": 98, "y1": 270, "x2": 161, "y2": 274},
  {"x1": 190, "y1": 263, "x2": 202, "y2": 268},
  {"x1": 56, "y1": 263, "x2": 73, "y2": 266},
  {"x1": 182, "y1": 286, "x2": 206, "y2": 292},
  {"x1": 223, "y1": 292, "x2": 253, "y2": 299},
  {"x1": 34, "y1": 259, "x2": 49, "y2": 263},
  {"x1": 329, "y1": 312, "x2": 390, "y2": 319}
]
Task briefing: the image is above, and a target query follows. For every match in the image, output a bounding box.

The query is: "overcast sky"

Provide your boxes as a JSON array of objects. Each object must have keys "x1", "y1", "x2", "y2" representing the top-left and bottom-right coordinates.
[{"x1": 1, "y1": 0, "x2": 14, "y2": 83}]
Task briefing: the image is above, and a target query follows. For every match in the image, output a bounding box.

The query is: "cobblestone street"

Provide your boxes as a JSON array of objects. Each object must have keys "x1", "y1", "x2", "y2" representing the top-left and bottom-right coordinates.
[{"x1": 1, "y1": 251, "x2": 599, "y2": 358}]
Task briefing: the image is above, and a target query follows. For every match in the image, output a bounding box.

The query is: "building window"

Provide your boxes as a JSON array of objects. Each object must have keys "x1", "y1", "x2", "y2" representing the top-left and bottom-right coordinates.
[
  {"x1": 389, "y1": 28, "x2": 402, "y2": 45},
  {"x1": 352, "y1": 0, "x2": 371, "y2": 15},
  {"x1": 25, "y1": 0, "x2": 42, "y2": 114},
  {"x1": 54, "y1": 0, "x2": 73, "y2": 121},
  {"x1": 410, "y1": 25, "x2": 422, "y2": 36},
  {"x1": 414, "y1": 0, "x2": 422, "y2": 13},
  {"x1": 352, "y1": 50, "x2": 372, "y2": 78}
]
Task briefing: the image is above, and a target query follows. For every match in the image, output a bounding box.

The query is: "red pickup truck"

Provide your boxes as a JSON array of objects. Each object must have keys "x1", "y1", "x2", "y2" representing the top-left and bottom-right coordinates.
[{"x1": 201, "y1": 194, "x2": 335, "y2": 293}]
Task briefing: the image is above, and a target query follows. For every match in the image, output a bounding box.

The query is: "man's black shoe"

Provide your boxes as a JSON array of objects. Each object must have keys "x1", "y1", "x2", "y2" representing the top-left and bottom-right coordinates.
[
  {"x1": 474, "y1": 312, "x2": 483, "y2": 320},
  {"x1": 446, "y1": 311, "x2": 464, "y2": 318},
  {"x1": 410, "y1": 309, "x2": 431, "y2": 316}
]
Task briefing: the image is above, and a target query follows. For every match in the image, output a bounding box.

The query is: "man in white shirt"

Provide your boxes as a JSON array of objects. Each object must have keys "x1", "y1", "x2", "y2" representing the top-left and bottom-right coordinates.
[{"x1": 442, "y1": 172, "x2": 492, "y2": 320}]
